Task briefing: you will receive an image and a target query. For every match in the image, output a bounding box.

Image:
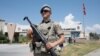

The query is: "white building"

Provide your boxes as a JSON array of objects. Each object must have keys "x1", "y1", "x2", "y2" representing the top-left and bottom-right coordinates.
[
  {"x1": 0, "y1": 19, "x2": 5, "y2": 33},
  {"x1": 0, "y1": 19, "x2": 89, "y2": 42},
  {"x1": 4, "y1": 23, "x2": 30, "y2": 36},
  {"x1": 61, "y1": 23, "x2": 89, "y2": 40}
]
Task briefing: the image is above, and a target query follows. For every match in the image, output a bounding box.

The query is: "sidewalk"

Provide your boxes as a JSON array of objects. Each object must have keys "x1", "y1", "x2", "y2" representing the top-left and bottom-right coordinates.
[
  {"x1": 0, "y1": 44, "x2": 33, "y2": 56},
  {"x1": 0, "y1": 44, "x2": 29, "y2": 50},
  {"x1": 84, "y1": 48, "x2": 100, "y2": 56}
]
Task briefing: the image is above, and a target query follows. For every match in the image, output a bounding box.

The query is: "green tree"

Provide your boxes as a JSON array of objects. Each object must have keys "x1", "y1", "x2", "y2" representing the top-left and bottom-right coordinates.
[
  {"x1": 89, "y1": 32, "x2": 99, "y2": 40},
  {"x1": 0, "y1": 30, "x2": 9, "y2": 43}
]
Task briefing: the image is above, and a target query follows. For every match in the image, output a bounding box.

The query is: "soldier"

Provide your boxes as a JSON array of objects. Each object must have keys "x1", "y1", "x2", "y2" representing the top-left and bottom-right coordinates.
[{"x1": 27, "y1": 5, "x2": 65, "y2": 56}]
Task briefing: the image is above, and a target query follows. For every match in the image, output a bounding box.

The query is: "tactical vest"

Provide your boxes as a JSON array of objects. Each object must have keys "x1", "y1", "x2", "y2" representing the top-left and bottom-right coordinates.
[
  {"x1": 38, "y1": 21, "x2": 58, "y2": 42},
  {"x1": 34, "y1": 21, "x2": 61, "y2": 55}
]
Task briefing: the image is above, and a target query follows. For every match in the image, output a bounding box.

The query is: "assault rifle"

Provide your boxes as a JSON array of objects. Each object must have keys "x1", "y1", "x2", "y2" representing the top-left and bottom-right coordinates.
[{"x1": 23, "y1": 17, "x2": 57, "y2": 56}]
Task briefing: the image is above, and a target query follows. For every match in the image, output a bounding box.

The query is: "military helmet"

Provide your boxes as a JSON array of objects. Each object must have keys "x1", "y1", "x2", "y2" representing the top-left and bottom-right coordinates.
[{"x1": 40, "y1": 5, "x2": 51, "y2": 14}]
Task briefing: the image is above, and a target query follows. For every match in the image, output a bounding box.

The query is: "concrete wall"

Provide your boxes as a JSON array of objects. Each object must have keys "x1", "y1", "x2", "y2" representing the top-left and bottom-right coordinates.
[{"x1": 0, "y1": 19, "x2": 5, "y2": 33}]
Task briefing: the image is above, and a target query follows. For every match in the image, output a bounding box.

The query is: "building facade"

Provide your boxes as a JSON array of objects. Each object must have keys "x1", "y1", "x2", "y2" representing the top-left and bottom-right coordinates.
[
  {"x1": 0, "y1": 19, "x2": 89, "y2": 42},
  {"x1": 0, "y1": 19, "x2": 5, "y2": 33}
]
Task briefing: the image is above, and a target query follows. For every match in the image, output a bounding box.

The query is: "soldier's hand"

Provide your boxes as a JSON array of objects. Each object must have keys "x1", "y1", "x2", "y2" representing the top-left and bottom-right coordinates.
[
  {"x1": 46, "y1": 42, "x2": 56, "y2": 49},
  {"x1": 27, "y1": 28, "x2": 36, "y2": 41}
]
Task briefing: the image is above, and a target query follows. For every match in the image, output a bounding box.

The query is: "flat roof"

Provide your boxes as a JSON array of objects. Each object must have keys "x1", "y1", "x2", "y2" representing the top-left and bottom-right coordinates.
[{"x1": 0, "y1": 19, "x2": 5, "y2": 21}]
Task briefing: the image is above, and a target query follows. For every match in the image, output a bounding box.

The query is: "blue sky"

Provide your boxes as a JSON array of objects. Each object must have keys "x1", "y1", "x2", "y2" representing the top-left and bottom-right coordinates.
[{"x1": 0, "y1": 0, "x2": 100, "y2": 33}]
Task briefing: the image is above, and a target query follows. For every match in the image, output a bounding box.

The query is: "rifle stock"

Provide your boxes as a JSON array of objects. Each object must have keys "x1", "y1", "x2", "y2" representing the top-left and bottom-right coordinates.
[{"x1": 23, "y1": 17, "x2": 57, "y2": 56}]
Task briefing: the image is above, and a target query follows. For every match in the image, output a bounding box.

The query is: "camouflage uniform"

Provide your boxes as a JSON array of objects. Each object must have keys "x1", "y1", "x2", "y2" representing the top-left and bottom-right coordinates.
[{"x1": 30, "y1": 19, "x2": 64, "y2": 56}]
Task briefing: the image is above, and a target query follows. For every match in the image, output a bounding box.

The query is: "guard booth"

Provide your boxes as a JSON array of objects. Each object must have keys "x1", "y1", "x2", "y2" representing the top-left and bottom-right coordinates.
[
  {"x1": 71, "y1": 31, "x2": 80, "y2": 43},
  {"x1": 63, "y1": 28, "x2": 81, "y2": 43}
]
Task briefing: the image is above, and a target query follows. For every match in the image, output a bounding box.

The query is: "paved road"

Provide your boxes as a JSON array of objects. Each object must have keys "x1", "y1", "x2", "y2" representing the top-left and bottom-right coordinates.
[
  {"x1": 84, "y1": 49, "x2": 100, "y2": 56},
  {"x1": 0, "y1": 44, "x2": 33, "y2": 56}
]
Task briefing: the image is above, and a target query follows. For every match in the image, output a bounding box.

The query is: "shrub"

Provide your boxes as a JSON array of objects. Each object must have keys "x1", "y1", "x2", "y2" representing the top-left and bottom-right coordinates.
[{"x1": 0, "y1": 31, "x2": 9, "y2": 43}]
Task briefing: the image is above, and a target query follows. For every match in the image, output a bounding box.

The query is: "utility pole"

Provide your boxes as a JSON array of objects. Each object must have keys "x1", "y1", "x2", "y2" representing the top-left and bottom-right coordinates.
[{"x1": 82, "y1": 0, "x2": 86, "y2": 38}]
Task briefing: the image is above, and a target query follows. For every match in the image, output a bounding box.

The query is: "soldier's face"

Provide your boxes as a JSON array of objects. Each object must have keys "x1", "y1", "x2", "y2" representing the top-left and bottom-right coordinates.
[{"x1": 41, "y1": 10, "x2": 51, "y2": 19}]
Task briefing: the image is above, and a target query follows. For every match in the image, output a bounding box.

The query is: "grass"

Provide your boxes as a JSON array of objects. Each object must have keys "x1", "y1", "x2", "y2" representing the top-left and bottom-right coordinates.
[{"x1": 60, "y1": 40, "x2": 100, "y2": 56}]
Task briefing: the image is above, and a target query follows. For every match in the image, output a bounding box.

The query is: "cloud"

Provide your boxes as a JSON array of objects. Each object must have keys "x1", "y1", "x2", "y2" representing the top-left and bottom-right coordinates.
[
  {"x1": 59, "y1": 13, "x2": 81, "y2": 29},
  {"x1": 86, "y1": 24, "x2": 100, "y2": 34},
  {"x1": 59, "y1": 13, "x2": 100, "y2": 34}
]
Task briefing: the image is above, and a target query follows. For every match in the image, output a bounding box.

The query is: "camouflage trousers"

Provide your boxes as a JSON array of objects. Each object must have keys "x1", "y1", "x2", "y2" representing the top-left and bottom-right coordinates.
[
  {"x1": 33, "y1": 49, "x2": 61, "y2": 56},
  {"x1": 29, "y1": 42, "x2": 61, "y2": 56},
  {"x1": 34, "y1": 52, "x2": 51, "y2": 56}
]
